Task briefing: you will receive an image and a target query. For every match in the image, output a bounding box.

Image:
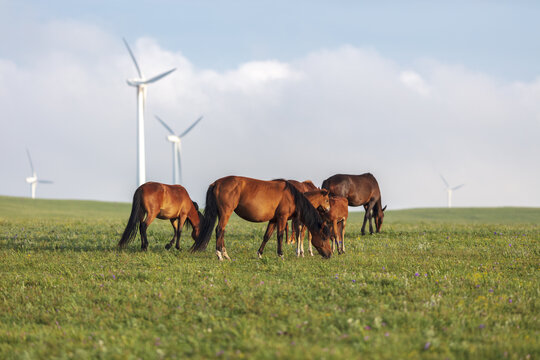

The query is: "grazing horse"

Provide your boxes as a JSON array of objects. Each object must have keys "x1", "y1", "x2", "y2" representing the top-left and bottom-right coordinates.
[
  {"x1": 322, "y1": 173, "x2": 387, "y2": 235},
  {"x1": 323, "y1": 196, "x2": 349, "y2": 254},
  {"x1": 292, "y1": 189, "x2": 331, "y2": 257},
  {"x1": 285, "y1": 180, "x2": 319, "y2": 244},
  {"x1": 118, "y1": 182, "x2": 203, "y2": 251},
  {"x1": 191, "y1": 176, "x2": 332, "y2": 260}
]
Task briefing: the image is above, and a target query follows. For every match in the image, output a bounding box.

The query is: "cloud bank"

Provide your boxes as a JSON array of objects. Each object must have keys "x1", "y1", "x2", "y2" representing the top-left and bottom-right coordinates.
[{"x1": 1, "y1": 19, "x2": 539, "y2": 208}]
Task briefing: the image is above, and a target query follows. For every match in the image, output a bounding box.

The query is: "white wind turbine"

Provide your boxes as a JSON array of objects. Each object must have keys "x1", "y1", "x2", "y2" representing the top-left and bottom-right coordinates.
[
  {"x1": 155, "y1": 115, "x2": 203, "y2": 184},
  {"x1": 25, "y1": 149, "x2": 53, "y2": 199},
  {"x1": 123, "y1": 38, "x2": 176, "y2": 186},
  {"x1": 440, "y1": 174, "x2": 464, "y2": 208}
]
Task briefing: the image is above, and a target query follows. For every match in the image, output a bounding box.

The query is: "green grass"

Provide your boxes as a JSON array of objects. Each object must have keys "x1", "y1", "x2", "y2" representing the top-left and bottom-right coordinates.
[{"x1": 0, "y1": 195, "x2": 538, "y2": 359}]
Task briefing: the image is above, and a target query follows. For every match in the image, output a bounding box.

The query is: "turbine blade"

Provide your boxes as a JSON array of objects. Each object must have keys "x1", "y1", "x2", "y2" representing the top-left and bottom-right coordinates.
[
  {"x1": 123, "y1": 38, "x2": 143, "y2": 78},
  {"x1": 452, "y1": 184, "x2": 465, "y2": 191},
  {"x1": 143, "y1": 68, "x2": 176, "y2": 84},
  {"x1": 26, "y1": 148, "x2": 35, "y2": 174},
  {"x1": 439, "y1": 174, "x2": 449, "y2": 188},
  {"x1": 38, "y1": 180, "x2": 53, "y2": 184},
  {"x1": 155, "y1": 115, "x2": 175, "y2": 134},
  {"x1": 179, "y1": 116, "x2": 203, "y2": 138}
]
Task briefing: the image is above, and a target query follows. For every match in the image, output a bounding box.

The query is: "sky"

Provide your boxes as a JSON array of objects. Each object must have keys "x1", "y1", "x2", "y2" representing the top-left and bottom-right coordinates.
[{"x1": 1, "y1": 1, "x2": 539, "y2": 209}]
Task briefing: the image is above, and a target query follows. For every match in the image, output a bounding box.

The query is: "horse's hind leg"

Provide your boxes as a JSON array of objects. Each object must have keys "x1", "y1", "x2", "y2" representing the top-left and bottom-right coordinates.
[
  {"x1": 258, "y1": 221, "x2": 276, "y2": 259},
  {"x1": 165, "y1": 219, "x2": 179, "y2": 250},
  {"x1": 216, "y1": 210, "x2": 233, "y2": 260},
  {"x1": 140, "y1": 211, "x2": 157, "y2": 251},
  {"x1": 340, "y1": 220, "x2": 347, "y2": 254}
]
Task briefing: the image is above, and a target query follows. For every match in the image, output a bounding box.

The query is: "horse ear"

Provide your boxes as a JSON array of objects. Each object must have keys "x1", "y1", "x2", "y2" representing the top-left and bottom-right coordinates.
[
  {"x1": 322, "y1": 189, "x2": 329, "y2": 195},
  {"x1": 382, "y1": 205, "x2": 387, "y2": 212}
]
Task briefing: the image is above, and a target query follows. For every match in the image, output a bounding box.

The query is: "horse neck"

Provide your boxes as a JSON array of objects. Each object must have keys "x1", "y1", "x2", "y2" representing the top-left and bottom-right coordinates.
[{"x1": 187, "y1": 203, "x2": 200, "y2": 227}]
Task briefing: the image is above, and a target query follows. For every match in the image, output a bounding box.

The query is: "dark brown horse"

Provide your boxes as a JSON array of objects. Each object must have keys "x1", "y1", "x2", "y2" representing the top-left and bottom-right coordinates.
[
  {"x1": 322, "y1": 173, "x2": 386, "y2": 235},
  {"x1": 191, "y1": 176, "x2": 332, "y2": 260},
  {"x1": 118, "y1": 182, "x2": 203, "y2": 251}
]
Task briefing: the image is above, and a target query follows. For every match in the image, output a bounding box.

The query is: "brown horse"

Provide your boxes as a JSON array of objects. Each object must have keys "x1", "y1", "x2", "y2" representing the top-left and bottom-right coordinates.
[
  {"x1": 322, "y1": 173, "x2": 387, "y2": 235},
  {"x1": 285, "y1": 180, "x2": 319, "y2": 244},
  {"x1": 191, "y1": 176, "x2": 332, "y2": 260},
  {"x1": 292, "y1": 189, "x2": 331, "y2": 257},
  {"x1": 323, "y1": 196, "x2": 349, "y2": 254},
  {"x1": 118, "y1": 182, "x2": 203, "y2": 251}
]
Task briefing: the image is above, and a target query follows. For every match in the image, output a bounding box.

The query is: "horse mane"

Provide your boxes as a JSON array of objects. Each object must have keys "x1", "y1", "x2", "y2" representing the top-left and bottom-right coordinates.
[{"x1": 284, "y1": 181, "x2": 328, "y2": 237}]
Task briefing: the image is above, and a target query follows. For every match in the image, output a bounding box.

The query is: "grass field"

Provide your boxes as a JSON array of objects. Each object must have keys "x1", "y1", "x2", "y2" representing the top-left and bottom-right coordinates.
[{"x1": 0, "y1": 195, "x2": 538, "y2": 359}]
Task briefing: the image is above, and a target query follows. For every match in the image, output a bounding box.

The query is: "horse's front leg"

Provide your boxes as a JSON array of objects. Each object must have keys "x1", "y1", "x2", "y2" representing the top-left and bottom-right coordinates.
[
  {"x1": 293, "y1": 218, "x2": 303, "y2": 257},
  {"x1": 175, "y1": 215, "x2": 187, "y2": 250},
  {"x1": 258, "y1": 221, "x2": 276, "y2": 259},
  {"x1": 165, "y1": 218, "x2": 179, "y2": 250},
  {"x1": 307, "y1": 228, "x2": 314, "y2": 256},
  {"x1": 276, "y1": 217, "x2": 288, "y2": 258}
]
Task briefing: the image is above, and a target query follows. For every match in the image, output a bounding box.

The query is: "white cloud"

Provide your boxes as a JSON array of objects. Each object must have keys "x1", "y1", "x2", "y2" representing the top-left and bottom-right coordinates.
[
  {"x1": 1, "y1": 21, "x2": 539, "y2": 209},
  {"x1": 399, "y1": 70, "x2": 431, "y2": 96}
]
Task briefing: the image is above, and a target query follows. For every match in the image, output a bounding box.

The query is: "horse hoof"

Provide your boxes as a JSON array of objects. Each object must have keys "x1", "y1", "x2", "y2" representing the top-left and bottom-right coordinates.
[
  {"x1": 165, "y1": 244, "x2": 172, "y2": 250},
  {"x1": 257, "y1": 252, "x2": 263, "y2": 259}
]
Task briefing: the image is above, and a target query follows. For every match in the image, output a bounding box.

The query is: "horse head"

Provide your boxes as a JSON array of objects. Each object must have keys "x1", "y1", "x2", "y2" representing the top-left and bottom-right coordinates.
[
  {"x1": 311, "y1": 223, "x2": 333, "y2": 259},
  {"x1": 305, "y1": 189, "x2": 331, "y2": 213},
  {"x1": 375, "y1": 205, "x2": 387, "y2": 232}
]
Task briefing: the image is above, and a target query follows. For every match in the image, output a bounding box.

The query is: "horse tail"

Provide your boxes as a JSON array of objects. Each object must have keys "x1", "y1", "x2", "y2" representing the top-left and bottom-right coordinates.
[
  {"x1": 190, "y1": 184, "x2": 217, "y2": 252},
  {"x1": 118, "y1": 187, "x2": 145, "y2": 248},
  {"x1": 285, "y1": 181, "x2": 327, "y2": 237}
]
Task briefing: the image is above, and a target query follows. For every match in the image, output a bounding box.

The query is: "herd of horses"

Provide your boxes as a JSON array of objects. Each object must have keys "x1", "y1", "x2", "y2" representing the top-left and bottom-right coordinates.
[{"x1": 118, "y1": 173, "x2": 386, "y2": 260}]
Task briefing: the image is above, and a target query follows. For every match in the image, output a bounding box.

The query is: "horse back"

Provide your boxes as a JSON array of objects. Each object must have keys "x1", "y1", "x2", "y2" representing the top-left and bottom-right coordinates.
[{"x1": 213, "y1": 176, "x2": 289, "y2": 222}]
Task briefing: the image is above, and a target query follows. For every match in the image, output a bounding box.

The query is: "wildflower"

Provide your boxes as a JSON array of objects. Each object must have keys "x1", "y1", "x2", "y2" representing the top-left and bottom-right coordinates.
[
  {"x1": 509, "y1": 244, "x2": 512, "y2": 247},
  {"x1": 364, "y1": 325, "x2": 371, "y2": 330},
  {"x1": 489, "y1": 288, "x2": 494, "y2": 293},
  {"x1": 364, "y1": 336, "x2": 370, "y2": 341},
  {"x1": 384, "y1": 332, "x2": 390, "y2": 337},
  {"x1": 216, "y1": 350, "x2": 224, "y2": 356},
  {"x1": 259, "y1": 281, "x2": 264, "y2": 285},
  {"x1": 414, "y1": 272, "x2": 420, "y2": 277},
  {"x1": 509, "y1": 298, "x2": 513, "y2": 303},
  {"x1": 424, "y1": 342, "x2": 431, "y2": 350},
  {"x1": 479, "y1": 324, "x2": 485, "y2": 329}
]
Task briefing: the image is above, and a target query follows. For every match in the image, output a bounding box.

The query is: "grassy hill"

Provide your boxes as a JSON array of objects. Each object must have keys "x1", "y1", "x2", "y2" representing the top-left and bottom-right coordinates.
[
  {"x1": 1, "y1": 195, "x2": 538, "y2": 224},
  {"x1": 0, "y1": 195, "x2": 538, "y2": 359}
]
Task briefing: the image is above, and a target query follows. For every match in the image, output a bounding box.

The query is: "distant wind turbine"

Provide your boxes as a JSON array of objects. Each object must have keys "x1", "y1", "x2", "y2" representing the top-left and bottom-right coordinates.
[
  {"x1": 25, "y1": 149, "x2": 53, "y2": 199},
  {"x1": 440, "y1": 174, "x2": 464, "y2": 208},
  {"x1": 156, "y1": 115, "x2": 203, "y2": 184},
  {"x1": 123, "y1": 38, "x2": 176, "y2": 186}
]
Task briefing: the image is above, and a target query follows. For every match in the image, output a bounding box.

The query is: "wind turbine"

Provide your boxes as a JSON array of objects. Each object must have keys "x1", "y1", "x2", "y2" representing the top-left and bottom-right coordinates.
[
  {"x1": 155, "y1": 115, "x2": 203, "y2": 184},
  {"x1": 123, "y1": 38, "x2": 176, "y2": 186},
  {"x1": 440, "y1": 174, "x2": 464, "y2": 208},
  {"x1": 25, "y1": 149, "x2": 53, "y2": 199}
]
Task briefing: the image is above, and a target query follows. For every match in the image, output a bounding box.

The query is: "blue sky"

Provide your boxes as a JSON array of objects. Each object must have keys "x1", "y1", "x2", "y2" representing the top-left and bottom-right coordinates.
[
  {"x1": 4, "y1": 1, "x2": 540, "y2": 79},
  {"x1": 1, "y1": 1, "x2": 539, "y2": 208}
]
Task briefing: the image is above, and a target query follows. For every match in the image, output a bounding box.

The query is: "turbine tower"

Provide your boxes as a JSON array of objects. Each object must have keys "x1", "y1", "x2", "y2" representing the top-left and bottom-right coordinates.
[
  {"x1": 156, "y1": 115, "x2": 203, "y2": 184},
  {"x1": 440, "y1": 174, "x2": 464, "y2": 208},
  {"x1": 25, "y1": 149, "x2": 53, "y2": 199},
  {"x1": 123, "y1": 38, "x2": 176, "y2": 186}
]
